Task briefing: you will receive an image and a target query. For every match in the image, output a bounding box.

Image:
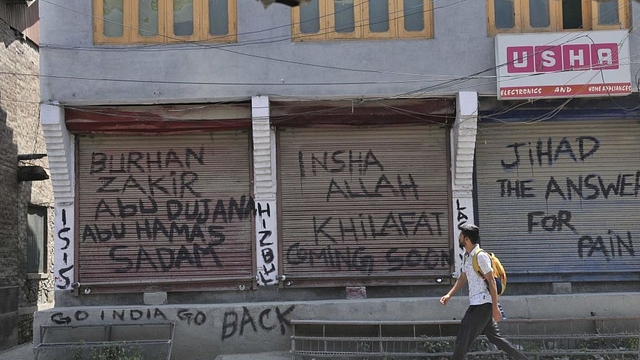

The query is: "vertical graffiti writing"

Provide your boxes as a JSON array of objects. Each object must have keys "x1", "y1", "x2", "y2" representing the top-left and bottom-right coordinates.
[
  {"x1": 55, "y1": 208, "x2": 74, "y2": 289},
  {"x1": 452, "y1": 197, "x2": 474, "y2": 276},
  {"x1": 256, "y1": 201, "x2": 278, "y2": 285}
]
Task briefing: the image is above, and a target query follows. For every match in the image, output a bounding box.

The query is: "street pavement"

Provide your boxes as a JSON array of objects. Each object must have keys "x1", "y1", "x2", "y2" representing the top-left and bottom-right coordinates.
[
  {"x1": 0, "y1": 344, "x2": 291, "y2": 360},
  {"x1": 0, "y1": 343, "x2": 34, "y2": 360},
  {"x1": 215, "y1": 352, "x2": 290, "y2": 360}
]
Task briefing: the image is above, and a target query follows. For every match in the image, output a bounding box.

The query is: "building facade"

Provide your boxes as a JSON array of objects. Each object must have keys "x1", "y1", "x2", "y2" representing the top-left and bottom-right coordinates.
[
  {"x1": 0, "y1": 0, "x2": 54, "y2": 351},
  {"x1": 37, "y1": 0, "x2": 640, "y2": 358}
]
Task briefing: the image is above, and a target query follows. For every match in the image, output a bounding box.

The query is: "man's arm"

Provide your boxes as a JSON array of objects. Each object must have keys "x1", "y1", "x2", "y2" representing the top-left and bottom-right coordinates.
[
  {"x1": 485, "y1": 270, "x2": 501, "y2": 322},
  {"x1": 440, "y1": 272, "x2": 467, "y2": 305}
]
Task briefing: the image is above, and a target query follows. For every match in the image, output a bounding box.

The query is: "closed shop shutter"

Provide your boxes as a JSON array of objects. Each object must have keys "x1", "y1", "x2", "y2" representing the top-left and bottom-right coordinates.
[
  {"x1": 278, "y1": 125, "x2": 451, "y2": 287},
  {"x1": 476, "y1": 120, "x2": 640, "y2": 282},
  {"x1": 77, "y1": 131, "x2": 253, "y2": 291}
]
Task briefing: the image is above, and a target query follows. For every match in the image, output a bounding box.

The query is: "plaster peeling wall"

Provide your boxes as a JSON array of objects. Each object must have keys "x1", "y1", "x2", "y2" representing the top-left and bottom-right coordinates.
[
  {"x1": 451, "y1": 92, "x2": 478, "y2": 277},
  {"x1": 252, "y1": 96, "x2": 279, "y2": 285}
]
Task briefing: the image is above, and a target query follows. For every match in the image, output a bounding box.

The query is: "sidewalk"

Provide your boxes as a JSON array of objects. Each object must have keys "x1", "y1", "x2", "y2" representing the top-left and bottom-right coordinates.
[
  {"x1": 215, "y1": 352, "x2": 290, "y2": 360},
  {"x1": 0, "y1": 343, "x2": 34, "y2": 360},
  {"x1": 0, "y1": 345, "x2": 290, "y2": 360}
]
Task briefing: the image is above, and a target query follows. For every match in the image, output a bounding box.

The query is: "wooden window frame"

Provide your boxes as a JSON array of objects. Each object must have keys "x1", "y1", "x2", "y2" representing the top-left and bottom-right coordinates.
[
  {"x1": 93, "y1": 0, "x2": 237, "y2": 44},
  {"x1": 487, "y1": 0, "x2": 629, "y2": 36},
  {"x1": 397, "y1": 0, "x2": 433, "y2": 39},
  {"x1": 591, "y1": 0, "x2": 629, "y2": 30},
  {"x1": 166, "y1": 0, "x2": 202, "y2": 43},
  {"x1": 93, "y1": 0, "x2": 133, "y2": 44},
  {"x1": 362, "y1": 0, "x2": 396, "y2": 39},
  {"x1": 131, "y1": 0, "x2": 167, "y2": 43},
  {"x1": 521, "y1": 0, "x2": 561, "y2": 33},
  {"x1": 292, "y1": 0, "x2": 433, "y2": 42},
  {"x1": 201, "y1": 0, "x2": 238, "y2": 43}
]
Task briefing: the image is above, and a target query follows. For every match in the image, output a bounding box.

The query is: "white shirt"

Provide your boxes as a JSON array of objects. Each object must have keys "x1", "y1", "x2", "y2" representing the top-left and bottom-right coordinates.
[{"x1": 463, "y1": 245, "x2": 493, "y2": 305}]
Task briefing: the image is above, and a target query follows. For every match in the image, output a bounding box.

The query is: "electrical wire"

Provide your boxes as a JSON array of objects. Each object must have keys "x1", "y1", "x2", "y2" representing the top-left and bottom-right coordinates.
[
  {"x1": 40, "y1": 0, "x2": 464, "y2": 48},
  {"x1": 30, "y1": 0, "x2": 634, "y2": 92},
  {"x1": 2, "y1": 0, "x2": 636, "y2": 126},
  {"x1": 39, "y1": 0, "x2": 471, "y2": 79}
]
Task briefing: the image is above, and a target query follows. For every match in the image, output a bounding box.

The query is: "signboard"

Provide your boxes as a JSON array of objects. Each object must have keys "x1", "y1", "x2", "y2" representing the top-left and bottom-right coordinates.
[{"x1": 496, "y1": 30, "x2": 631, "y2": 100}]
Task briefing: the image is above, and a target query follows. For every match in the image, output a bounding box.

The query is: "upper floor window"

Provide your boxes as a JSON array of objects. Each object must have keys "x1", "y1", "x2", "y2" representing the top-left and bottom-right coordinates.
[
  {"x1": 487, "y1": 0, "x2": 629, "y2": 36},
  {"x1": 292, "y1": 0, "x2": 433, "y2": 41},
  {"x1": 93, "y1": 0, "x2": 237, "y2": 44}
]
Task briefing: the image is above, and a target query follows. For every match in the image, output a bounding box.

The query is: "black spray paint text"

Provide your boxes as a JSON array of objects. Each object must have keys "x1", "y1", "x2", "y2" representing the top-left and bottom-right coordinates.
[
  {"x1": 90, "y1": 148, "x2": 205, "y2": 174},
  {"x1": 527, "y1": 210, "x2": 576, "y2": 233},
  {"x1": 578, "y1": 230, "x2": 635, "y2": 261},
  {"x1": 313, "y1": 211, "x2": 444, "y2": 244},
  {"x1": 95, "y1": 172, "x2": 201, "y2": 198},
  {"x1": 93, "y1": 196, "x2": 254, "y2": 222},
  {"x1": 83, "y1": 196, "x2": 255, "y2": 243},
  {"x1": 326, "y1": 174, "x2": 419, "y2": 201},
  {"x1": 545, "y1": 172, "x2": 640, "y2": 200},
  {"x1": 286, "y1": 243, "x2": 374, "y2": 274},
  {"x1": 50, "y1": 307, "x2": 206, "y2": 326},
  {"x1": 298, "y1": 149, "x2": 384, "y2": 178},
  {"x1": 496, "y1": 135, "x2": 637, "y2": 261},
  {"x1": 496, "y1": 172, "x2": 640, "y2": 200},
  {"x1": 221, "y1": 305, "x2": 295, "y2": 340},
  {"x1": 109, "y1": 244, "x2": 223, "y2": 273},
  {"x1": 501, "y1": 136, "x2": 599, "y2": 170},
  {"x1": 286, "y1": 244, "x2": 450, "y2": 273},
  {"x1": 83, "y1": 220, "x2": 226, "y2": 244}
]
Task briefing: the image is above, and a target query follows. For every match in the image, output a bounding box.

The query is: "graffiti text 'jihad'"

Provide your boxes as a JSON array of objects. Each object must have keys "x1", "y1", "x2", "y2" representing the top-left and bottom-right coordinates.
[{"x1": 501, "y1": 136, "x2": 600, "y2": 170}]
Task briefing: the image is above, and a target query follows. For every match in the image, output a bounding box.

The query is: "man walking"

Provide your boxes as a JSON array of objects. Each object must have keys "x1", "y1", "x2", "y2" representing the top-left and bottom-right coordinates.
[{"x1": 440, "y1": 224, "x2": 528, "y2": 360}]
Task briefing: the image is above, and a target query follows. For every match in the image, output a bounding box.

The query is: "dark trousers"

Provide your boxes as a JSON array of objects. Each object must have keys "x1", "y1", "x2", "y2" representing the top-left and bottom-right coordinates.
[{"x1": 451, "y1": 303, "x2": 528, "y2": 360}]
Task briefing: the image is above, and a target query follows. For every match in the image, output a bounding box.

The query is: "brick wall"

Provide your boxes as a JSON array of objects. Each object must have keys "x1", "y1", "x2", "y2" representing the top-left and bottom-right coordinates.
[{"x1": 0, "y1": 15, "x2": 54, "y2": 348}]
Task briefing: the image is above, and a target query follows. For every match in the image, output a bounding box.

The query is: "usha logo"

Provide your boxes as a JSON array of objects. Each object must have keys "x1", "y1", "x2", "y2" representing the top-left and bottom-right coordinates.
[{"x1": 506, "y1": 43, "x2": 619, "y2": 74}]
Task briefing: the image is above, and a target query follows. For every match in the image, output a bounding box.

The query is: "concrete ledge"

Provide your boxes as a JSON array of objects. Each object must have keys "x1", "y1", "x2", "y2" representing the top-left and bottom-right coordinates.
[
  {"x1": 552, "y1": 282, "x2": 572, "y2": 294},
  {"x1": 143, "y1": 292, "x2": 167, "y2": 306},
  {"x1": 33, "y1": 293, "x2": 640, "y2": 360},
  {"x1": 215, "y1": 351, "x2": 290, "y2": 360}
]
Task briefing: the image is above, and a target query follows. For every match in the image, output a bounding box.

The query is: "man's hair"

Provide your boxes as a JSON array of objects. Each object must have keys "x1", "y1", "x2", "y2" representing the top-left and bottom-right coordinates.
[{"x1": 459, "y1": 223, "x2": 480, "y2": 244}]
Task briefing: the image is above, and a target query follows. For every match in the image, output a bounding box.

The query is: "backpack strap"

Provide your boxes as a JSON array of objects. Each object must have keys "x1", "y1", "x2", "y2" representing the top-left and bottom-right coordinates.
[{"x1": 472, "y1": 248, "x2": 487, "y2": 279}]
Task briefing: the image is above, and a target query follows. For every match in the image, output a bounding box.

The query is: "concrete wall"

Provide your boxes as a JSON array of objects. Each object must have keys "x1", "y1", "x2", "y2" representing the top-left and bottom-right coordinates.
[
  {"x1": 33, "y1": 293, "x2": 640, "y2": 359},
  {"x1": 37, "y1": 0, "x2": 640, "y2": 104},
  {"x1": 35, "y1": 1, "x2": 640, "y2": 356},
  {"x1": 39, "y1": 0, "x2": 491, "y2": 103},
  {"x1": 0, "y1": 13, "x2": 54, "y2": 349}
]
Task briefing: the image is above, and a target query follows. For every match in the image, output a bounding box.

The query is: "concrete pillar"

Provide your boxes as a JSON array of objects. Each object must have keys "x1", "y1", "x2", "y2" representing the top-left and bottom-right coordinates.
[
  {"x1": 251, "y1": 96, "x2": 279, "y2": 286},
  {"x1": 450, "y1": 92, "x2": 478, "y2": 278},
  {"x1": 41, "y1": 104, "x2": 76, "y2": 291}
]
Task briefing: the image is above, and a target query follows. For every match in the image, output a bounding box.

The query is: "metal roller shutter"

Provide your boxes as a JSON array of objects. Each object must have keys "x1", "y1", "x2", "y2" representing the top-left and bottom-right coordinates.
[
  {"x1": 476, "y1": 120, "x2": 640, "y2": 282},
  {"x1": 278, "y1": 125, "x2": 451, "y2": 287},
  {"x1": 77, "y1": 131, "x2": 253, "y2": 291}
]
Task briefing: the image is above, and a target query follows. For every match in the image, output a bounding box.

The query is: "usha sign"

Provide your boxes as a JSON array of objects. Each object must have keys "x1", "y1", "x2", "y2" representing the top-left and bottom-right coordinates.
[{"x1": 495, "y1": 30, "x2": 631, "y2": 99}]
